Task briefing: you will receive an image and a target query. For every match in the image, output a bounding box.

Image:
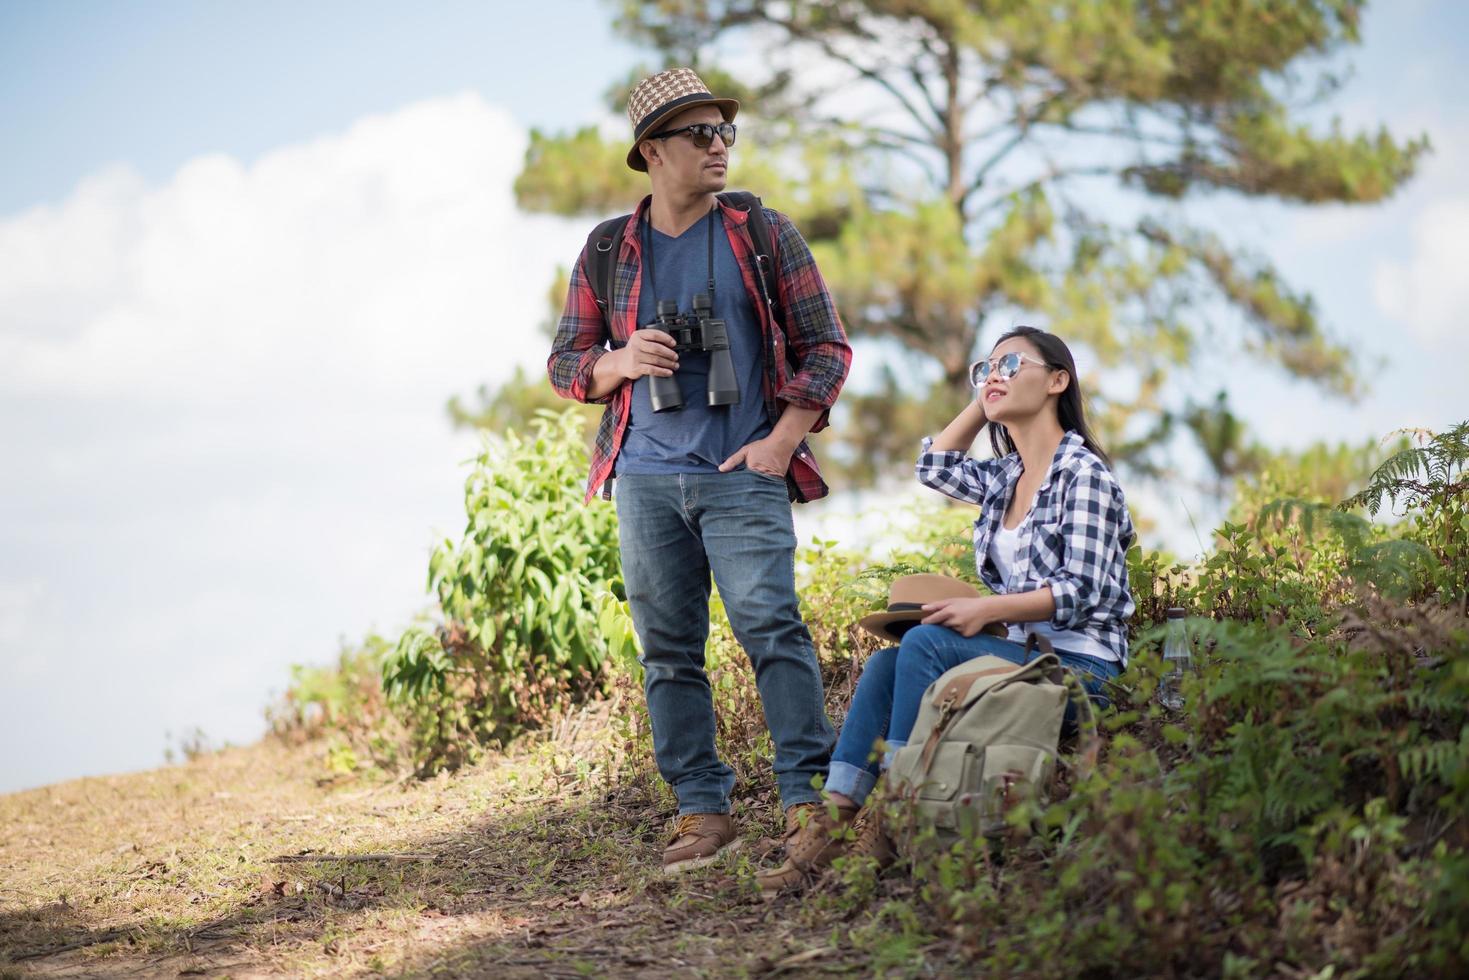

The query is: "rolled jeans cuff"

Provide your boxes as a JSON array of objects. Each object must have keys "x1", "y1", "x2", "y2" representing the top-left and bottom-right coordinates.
[
  {"x1": 824, "y1": 762, "x2": 877, "y2": 806},
  {"x1": 677, "y1": 803, "x2": 731, "y2": 816}
]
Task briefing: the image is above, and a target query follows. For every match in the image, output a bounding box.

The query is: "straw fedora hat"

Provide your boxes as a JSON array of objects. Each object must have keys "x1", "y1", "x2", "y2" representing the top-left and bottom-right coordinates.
[
  {"x1": 625, "y1": 67, "x2": 739, "y2": 172},
  {"x1": 858, "y1": 573, "x2": 1009, "y2": 644}
]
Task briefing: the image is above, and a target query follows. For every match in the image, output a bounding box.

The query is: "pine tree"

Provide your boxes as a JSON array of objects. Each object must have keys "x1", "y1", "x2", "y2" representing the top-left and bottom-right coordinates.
[{"x1": 508, "y1": 0, "x2": 1426, "y2": 483}]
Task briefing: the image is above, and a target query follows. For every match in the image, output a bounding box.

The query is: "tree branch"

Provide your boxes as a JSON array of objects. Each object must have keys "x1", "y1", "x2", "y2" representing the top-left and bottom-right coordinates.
[
  {"x1": 851, "y1": 123, "x2": 935, "y2": 149},
  {"x1": 852, "y1": 134, "x2": 943, "y2": 187},
  {"x1": 960, "y1": 87, "x2": 1073, "y2": 204},
  {"x1": 1045, "y1": 121, "x2": 1200, "y2": 149},
  {"x1": 754, "y1": 10, "x2": 940, "y2": 142},
  {"x1": 908, "y1": 57, "x2": 947, "y2": 130},
  {"x1": 969, "y1": 165, "x2": 1115, "y2": 221},
  {"x1": 964, "y1": 130, "x2": 1027, "y2": 200}
]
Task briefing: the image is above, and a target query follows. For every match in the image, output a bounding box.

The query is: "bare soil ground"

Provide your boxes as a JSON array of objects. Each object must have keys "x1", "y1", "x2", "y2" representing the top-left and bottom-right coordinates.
[{"x1": 0, "y1": 705, "x2": 942, "y2": 978}]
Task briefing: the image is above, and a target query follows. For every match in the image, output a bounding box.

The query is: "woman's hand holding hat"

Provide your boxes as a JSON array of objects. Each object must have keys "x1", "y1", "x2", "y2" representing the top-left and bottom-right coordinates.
[
  {"x1": 859, "y1": 574, "x2": 1010, "y2": 643},
  {"x1": 919, "y1": 595, "x2": 1000, "y2": 638}
]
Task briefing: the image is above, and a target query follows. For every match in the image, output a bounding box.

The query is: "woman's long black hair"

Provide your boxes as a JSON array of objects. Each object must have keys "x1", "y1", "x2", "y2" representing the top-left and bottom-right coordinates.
[{"x1": 986, "y1": 325, "x2": 1112, "y2": 468}]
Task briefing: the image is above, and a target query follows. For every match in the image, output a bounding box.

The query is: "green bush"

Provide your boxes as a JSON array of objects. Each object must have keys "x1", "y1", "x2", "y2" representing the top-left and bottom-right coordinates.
[
  {"x1": 1342, "y1": 421, "x2": 1469, "y2": 607},
  {"x1": 876, "y1": 422, "x2": 1469, "y2": 978},
  {"x1": 894, "y1": 590, "x2": 1469, "y2": 977},
  {"x1": 270, "y1": 415, "x2": 1468, "y2": 974},
  {"x1": 381, "y1": 410, "x2": 624, "y2": 774},
  {"x1": 266, "y1": 633, "x2": 410, "y2": 776}
]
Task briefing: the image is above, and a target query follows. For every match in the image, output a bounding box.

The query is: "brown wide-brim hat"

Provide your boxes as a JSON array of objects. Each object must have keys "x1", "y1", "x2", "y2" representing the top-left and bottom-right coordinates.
[
  {"x1": 625, "y1": 67, "x2": 739, "y2": 172},
  {"x1": 858, "y1": 573, "x2": 1007, "y2": 644}
]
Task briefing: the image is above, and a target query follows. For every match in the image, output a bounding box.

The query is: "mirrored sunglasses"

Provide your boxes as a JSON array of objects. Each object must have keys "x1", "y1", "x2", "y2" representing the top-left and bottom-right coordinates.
[{"x1": 969, "y1": 352, "x2": 1050, "y2": 387}]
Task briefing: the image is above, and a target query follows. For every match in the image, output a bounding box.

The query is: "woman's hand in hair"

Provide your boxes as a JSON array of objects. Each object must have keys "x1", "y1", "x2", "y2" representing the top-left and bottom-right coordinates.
[{"x1": 919, "y1": 596, "x2": 999, "y2": 637}]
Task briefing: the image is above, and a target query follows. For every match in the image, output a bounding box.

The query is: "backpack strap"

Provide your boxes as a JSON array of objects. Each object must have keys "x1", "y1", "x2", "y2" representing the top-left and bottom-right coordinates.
[
  {"x1": 583, "y1": 194, "x2": 779, "y2": 338},
  {"x1": 716, "y1": 191, "x2": 782, "y2": 324},
  {"x1": 1022, "y1": 632, "x2": 1056, "y2": 663},
  {"x1": 583, "y1": 213, "x2": 633, "y2": 342}
]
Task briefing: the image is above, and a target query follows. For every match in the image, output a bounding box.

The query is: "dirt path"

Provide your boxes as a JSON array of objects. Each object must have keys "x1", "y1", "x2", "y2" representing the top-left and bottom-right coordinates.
[{"x1": 1, "y1": 713, "x2": 938, "y2": 978}]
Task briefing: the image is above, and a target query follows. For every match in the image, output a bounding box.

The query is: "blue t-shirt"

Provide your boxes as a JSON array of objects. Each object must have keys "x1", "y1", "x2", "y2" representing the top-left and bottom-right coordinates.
[{"x1": 615, "y1": 210, "x2": 772, "y2": 475}]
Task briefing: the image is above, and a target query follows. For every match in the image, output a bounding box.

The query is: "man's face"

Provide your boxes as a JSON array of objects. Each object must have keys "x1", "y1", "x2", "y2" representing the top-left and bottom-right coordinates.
[{"x1": 641, "y1": 105, "x2": 730, "y2": 193}]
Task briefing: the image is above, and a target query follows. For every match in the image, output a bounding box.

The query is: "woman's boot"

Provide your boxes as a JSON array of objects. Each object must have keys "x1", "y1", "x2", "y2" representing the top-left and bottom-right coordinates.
[
  {"x1": 756, "y1": 801, "x2": 857, "y2": 893},
  {"x1": 756, "y1": 798, "x2": 895, "y2": 894}
]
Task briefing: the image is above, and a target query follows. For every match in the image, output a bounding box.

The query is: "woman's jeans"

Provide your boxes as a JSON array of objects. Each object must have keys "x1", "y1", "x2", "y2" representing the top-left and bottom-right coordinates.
[
  {"x1": 616, "y1": 470, "x2": 835, "y2": 815},
  {"x1": 825, "y1": 625, "x2": 1122, "y2": 806}
]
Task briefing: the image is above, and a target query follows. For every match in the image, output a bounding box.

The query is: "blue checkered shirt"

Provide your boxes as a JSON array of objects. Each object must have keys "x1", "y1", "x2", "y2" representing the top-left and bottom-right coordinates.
[{"x1": 915, "y1": 430, "x2": 1136, "y2": 664}]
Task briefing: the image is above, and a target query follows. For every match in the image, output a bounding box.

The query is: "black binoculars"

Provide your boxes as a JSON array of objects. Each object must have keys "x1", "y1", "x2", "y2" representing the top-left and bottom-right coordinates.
[{"x1": 643, "y1": 292, "x2": 739, "y2": 413}]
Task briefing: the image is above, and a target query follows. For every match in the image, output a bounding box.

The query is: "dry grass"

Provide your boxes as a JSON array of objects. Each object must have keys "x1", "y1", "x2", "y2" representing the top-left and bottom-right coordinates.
[{"x1": 0, "y1": 700, "x2": 934, "y2": 979}]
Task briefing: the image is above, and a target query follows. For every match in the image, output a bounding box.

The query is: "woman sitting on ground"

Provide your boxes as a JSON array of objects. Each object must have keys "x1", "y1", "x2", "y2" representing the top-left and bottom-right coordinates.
[{"x1": 759, "y1": 325, "x2": 1136, "y2": 889}]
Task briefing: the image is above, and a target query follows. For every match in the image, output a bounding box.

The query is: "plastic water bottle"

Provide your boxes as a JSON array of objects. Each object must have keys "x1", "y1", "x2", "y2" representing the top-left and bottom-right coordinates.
[{"x1": 1158, "y1": 607, "x2": 1191, "y2": 711}]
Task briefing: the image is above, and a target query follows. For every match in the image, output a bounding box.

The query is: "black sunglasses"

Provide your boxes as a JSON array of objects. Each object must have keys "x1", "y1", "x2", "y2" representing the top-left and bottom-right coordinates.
[{"x1": 646, "y1": 121, "x2": 737, "y2": 149}]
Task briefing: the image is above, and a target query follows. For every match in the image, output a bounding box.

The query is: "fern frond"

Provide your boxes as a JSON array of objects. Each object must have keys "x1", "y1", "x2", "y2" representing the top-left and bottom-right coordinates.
[
  {"x1": 1348, "y1": 539, "x2": 1439, "y2": 598},
  {"x1": 1260, "y1": 496, "x2": 1371, "y2": 543},
  {"x1": 1398, "y1": 736, "x2": 1467, "y2": 784},
  {"x1": 1341, "y1": 420, "x2": 1469, "y2": 515}
]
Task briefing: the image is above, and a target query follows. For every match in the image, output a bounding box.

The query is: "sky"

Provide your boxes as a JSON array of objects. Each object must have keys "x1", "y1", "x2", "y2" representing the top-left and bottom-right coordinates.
[{"x1": 1, "y1": 1, "x2": 1465, "y2": 795}]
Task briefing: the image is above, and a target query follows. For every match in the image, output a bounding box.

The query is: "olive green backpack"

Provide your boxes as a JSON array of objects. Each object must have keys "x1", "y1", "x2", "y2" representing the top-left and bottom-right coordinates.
[{"x1": 885, "y1": 636, "x2": 1097, "y2": 852}]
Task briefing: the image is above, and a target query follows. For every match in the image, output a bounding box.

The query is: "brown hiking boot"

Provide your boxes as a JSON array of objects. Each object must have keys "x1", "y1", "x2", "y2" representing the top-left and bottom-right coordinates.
[
  {"x1": 784, "y1": 801, "x2": 818, "y2": 838},
  {"x1": 756, "y1": 800, "x2": 892, "y2": 895},
  {"x1": 846, "y1": 804, "x2": 895, "y2": 868},
  {"x1": 755, "y1": 801, "x2": 857, "y2": 894},
  {"x1": 784, "y1": 801, "x2": 858, "y2": 869},
  {"x1": 662, "y1": 813, "x2": 738, "y2": 874}
]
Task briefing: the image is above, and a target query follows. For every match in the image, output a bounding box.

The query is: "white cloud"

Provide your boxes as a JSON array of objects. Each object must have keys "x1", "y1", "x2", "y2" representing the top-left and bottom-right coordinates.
[
  {"x1": 1373, "y1": 197, "x2": 1469, "y2": 349},
  {"x1": 0, "y1": 92, "x2": 589, "y2": 793},
  {"x1": 1, "y1": 92, "x2": 572, "y2": 401},
  {"x1": 1363, "y1": 118, "x2": 1469, "y2": 350}
]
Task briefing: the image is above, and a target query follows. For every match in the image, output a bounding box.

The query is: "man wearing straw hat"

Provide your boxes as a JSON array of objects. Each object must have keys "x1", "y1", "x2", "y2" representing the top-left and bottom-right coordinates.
[{"x1": 548, "y1": 67, "x2": 852, "y2": 872}]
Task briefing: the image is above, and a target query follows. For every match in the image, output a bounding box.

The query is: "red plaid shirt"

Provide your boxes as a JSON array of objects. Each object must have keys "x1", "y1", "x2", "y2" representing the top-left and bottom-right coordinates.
[{"x1": 548, "y1": 195, "x2": 852, "y2": 503}]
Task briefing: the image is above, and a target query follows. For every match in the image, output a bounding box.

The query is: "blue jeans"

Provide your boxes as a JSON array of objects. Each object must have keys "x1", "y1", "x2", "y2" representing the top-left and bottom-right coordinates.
[
  {"x1": 825, "y1": 625, "x2": 1123, "y2": 805},
  {"x1": 615, "y1": 470, "x2": 835, "y2": 814}
]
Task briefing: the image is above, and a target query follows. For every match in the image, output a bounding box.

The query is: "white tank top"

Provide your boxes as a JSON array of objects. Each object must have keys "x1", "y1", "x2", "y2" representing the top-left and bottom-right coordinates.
[{"x1": 989, "y1": 519, "x2": 1117, "y2": 662}]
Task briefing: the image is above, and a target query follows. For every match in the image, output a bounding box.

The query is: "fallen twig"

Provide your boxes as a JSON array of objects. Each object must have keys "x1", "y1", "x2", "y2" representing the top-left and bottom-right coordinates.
[
  {"x1": 265, "y1": 853, "x2": 434, "y2": 864},
  {"x1": 10, "y1": 928, "x2": 131, "y2": 961},
  {"x1": 765, "y1": 946, "x2": 831, "y2": 973}
]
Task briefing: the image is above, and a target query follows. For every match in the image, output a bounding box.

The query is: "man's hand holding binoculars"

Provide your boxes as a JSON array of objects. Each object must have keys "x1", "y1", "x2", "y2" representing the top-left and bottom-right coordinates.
[
  {"x1": 614, "y1": 329, "x2": 679, "y2": 380},
  {"x1": 588, "y1": 330, "x2": 678, "y2": 400}
]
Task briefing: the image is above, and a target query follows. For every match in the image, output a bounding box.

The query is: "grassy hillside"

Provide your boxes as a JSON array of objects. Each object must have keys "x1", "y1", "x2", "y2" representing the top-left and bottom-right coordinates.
[
  {"x1": 2, "y1": 701, "x2": 919, "y2": 978},
  {"x1": 6, "y1": 417, "x2": 1465, "y2": 978}
]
